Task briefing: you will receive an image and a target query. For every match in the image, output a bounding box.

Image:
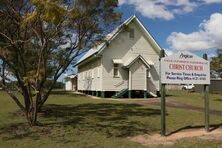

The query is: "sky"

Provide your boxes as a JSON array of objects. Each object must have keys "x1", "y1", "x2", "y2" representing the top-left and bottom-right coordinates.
[
  {"x1": 118, "y1": 0, "x2": 222, "y2": 57},
  {"x1": 61, "y1": 0, "x2": 222, "y2": 80}
]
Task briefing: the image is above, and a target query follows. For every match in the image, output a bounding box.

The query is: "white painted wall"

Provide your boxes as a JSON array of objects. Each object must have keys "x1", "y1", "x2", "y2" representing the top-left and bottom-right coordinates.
[
  {"x1": 101, "y1": 20, "x2": 160, "y2": 92},
  {"x1": 130, "y1": 59, "x2": 146, "y2": 90},
  {"x1": 77, "y1": 58, "x2": 102, "y2": 91},
  {"x1": 65, "y1": 79, "x2": 73, "y2": 91},
  {"x1": 77, "y1": 19, "x2": 160, "y2": 93}
]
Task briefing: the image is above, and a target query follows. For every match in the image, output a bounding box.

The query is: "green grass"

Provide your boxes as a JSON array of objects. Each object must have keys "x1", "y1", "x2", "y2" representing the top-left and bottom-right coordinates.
[
  {"x1": 167, "y1": 90, "x2": 222, "y2": 111},
  {"x1": 0, "y1": 90, "x2": 222, "y2": 147}
]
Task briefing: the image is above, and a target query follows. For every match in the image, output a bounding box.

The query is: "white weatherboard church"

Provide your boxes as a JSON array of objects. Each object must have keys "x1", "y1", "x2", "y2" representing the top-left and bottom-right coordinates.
[{"x1": 72, "y1": 15, "x2": 161, "y2": 98}]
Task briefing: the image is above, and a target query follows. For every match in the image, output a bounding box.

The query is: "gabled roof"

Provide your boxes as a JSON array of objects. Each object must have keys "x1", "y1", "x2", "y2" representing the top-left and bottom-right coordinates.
[
  {"x1": 123, "y1": 55, "x2": 153, "y2": 68},
  {"x1": 75, "y1": 15, "x2": 162, "y2": 66}
]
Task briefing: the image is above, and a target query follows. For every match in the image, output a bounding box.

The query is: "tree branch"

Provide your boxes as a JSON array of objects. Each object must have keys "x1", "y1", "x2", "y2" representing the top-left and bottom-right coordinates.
[{"x1": 0, "y1": 82, "x2": 25, "y2": 111}]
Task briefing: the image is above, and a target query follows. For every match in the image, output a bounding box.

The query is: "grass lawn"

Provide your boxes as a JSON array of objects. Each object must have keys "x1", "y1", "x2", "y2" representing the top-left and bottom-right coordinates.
[
  {"x1": 0, "y1": 90, "x2": 222, "y2": 147},
  {"x1": 167, "y1": 90, "x2": 222, "y2": 111}
]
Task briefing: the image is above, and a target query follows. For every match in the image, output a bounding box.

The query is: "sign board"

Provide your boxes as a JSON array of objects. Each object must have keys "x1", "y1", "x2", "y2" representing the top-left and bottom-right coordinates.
[{"x1": 161, "y1": 51, "x2": 210, "y2": 84}]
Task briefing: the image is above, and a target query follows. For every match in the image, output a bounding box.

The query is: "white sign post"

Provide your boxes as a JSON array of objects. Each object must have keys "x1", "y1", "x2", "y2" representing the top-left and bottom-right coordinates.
[{"x1": 161, "y1": 51, "x2": 210, "y2": 85}]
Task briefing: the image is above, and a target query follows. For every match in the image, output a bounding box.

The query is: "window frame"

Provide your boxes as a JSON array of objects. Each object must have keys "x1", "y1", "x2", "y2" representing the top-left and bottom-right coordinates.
[{"x1": 113, "y1": 63, "x2": 120, "y2": 78}]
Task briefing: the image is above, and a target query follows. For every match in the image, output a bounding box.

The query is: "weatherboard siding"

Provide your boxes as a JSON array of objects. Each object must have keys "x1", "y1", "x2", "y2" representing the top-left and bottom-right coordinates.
[
  {"x1": 101, "y1": 20, "x2": 159, "y2": 91},
  {"x1": 130, "y1": 59, "x2": 146, "y2": 90},
  {"x1": 102, "y1": 53, "x2": 129, "y2": 91},
  {"x1": 77, "y1": 58, "x2": 102, "y2": 91}
]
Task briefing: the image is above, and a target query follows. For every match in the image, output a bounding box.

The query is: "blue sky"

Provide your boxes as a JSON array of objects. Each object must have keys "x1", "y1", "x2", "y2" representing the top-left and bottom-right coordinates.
[
  {"x1": 118, "y1": 0, "x2": 222, "y2": 57},
  {"x1": 61, "y1": 0, "x2": 222, "y2": 80}
]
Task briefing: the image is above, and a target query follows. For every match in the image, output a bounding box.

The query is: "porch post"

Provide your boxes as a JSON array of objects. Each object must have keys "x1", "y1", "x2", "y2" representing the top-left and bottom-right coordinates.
[
  {"x1": 101, "y1": 91, "x2": 105, "y2": 98},
  {"x1": 144, "y1": 67, "x2": 148, "y2": 98},
  {"x1": 92, "y1": 91, "x2": 95, "y2": 96},
  {"x1": 96, "y1": 89, "x2": 99, "y2": 97},
  {"x1": 144, "y1": 90, "x2": 147, "y2": 98},
  {"x1": 128, "y1": 69, "x2": 132, "y2": 98}
]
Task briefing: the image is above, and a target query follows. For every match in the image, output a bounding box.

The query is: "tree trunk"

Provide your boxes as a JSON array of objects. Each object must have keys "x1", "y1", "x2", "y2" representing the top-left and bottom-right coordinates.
[
  {"x1": 37, "y1": 85, "x2": 54, "y2": 111},
  {"x1": 23, "y1": 94, "x2": 39, "y2": 126},
  {"x1": 32, "y1": 106, "x2": 38, "y2": 126},
  {"x1": 2, "y1": 60, "x2": 6, "y2": 85},
  {"x1": 24, "y1": 107, "x2": 38, "y2": 126},
  {"x1": 26, "y1": 111, "x2": 34, "y2": 126},
  {"x1": 33, "y1": 94, "x2": 41, "y2": 124}
]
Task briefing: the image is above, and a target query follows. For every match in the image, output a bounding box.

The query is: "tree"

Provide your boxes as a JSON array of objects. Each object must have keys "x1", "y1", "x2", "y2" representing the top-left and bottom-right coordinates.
[
  {"x1": 210, "y1": 49, "x2": 222, "y2": 78},
  {"x1": 0, "y1": 60, "x2": 6, "y2": 85},
  {"x1": 0, "y1": 0, "x2": 121, "y2": 126}
]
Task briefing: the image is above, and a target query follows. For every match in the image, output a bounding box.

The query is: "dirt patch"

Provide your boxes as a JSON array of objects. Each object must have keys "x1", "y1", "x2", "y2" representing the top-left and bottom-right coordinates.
[{"x1": 130, "y1": 128, "x2": 222, "y2": 146}]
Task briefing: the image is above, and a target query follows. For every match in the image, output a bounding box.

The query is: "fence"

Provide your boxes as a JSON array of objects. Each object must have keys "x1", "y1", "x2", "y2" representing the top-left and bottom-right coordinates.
[{"x1": 195, "y1": 79, "x2": 222, "y2": 93}]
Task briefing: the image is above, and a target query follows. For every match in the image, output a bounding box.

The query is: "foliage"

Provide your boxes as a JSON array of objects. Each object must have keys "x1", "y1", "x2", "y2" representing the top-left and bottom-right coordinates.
[
  {"x1": 0, "y1": 0, "x2": 121, "y2": 125},
  {"x1": 210, "y1": 49, "x2": 222, "y2": 78},
  {"x1": 44, "y1": 80, "x2": 64, "y2": 89}
]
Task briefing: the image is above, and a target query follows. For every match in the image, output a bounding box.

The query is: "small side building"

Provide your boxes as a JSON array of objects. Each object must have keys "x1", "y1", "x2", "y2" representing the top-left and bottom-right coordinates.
[{"x1": 65, "y1": 74, "x2": 77, "y2": 91}]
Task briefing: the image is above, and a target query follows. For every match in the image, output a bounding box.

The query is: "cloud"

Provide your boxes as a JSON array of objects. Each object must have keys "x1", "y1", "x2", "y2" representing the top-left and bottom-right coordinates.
[
  {"x1": 119, "y1": 0, "x2": 222, "y2": 20},
  {"x1": 164, "y1": 48, "x2": 174, "y2": 56},
  {"x1": 167, "y1": 13, "x2": 222, "y2": 50},
  {"x1": 201, "y1": 0, "x2": 222, "y2": 4},
  {"x1": 120, "y1": 0, "x2": 174, "y2": 20}
]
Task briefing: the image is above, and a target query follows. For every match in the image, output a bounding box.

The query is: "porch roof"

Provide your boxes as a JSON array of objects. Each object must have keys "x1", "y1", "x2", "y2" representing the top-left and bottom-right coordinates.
[
  {"x1": 112, "y1": 59, "x2": 123, "y2": 64},
  {"x1": 123, "y1": 55, "x2": 154, "y2": 68}
]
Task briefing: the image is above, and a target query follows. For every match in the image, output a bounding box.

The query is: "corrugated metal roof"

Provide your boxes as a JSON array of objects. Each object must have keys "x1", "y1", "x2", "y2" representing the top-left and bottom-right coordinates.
[{"x1": 76, "y1": 43, "x2": 105, "y2": 65}]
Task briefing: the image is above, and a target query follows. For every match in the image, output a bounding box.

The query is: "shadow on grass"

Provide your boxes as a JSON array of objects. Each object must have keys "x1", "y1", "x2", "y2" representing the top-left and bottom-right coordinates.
[
  {"x1": 0, "y1": 102, "x2": 162, "y2": 141},
  {"x1": 0, "y1": 122, "x2": 51, "y2": 141},
  {"x1": 214, "y1": 99, "x2": 222, "y2": 102},
  {"x1": 44, "y1": 103, "x2": 161, "y2": 137},
  {"x1": 166, "y1": 123, "x2": 222, "y2": 136}
]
